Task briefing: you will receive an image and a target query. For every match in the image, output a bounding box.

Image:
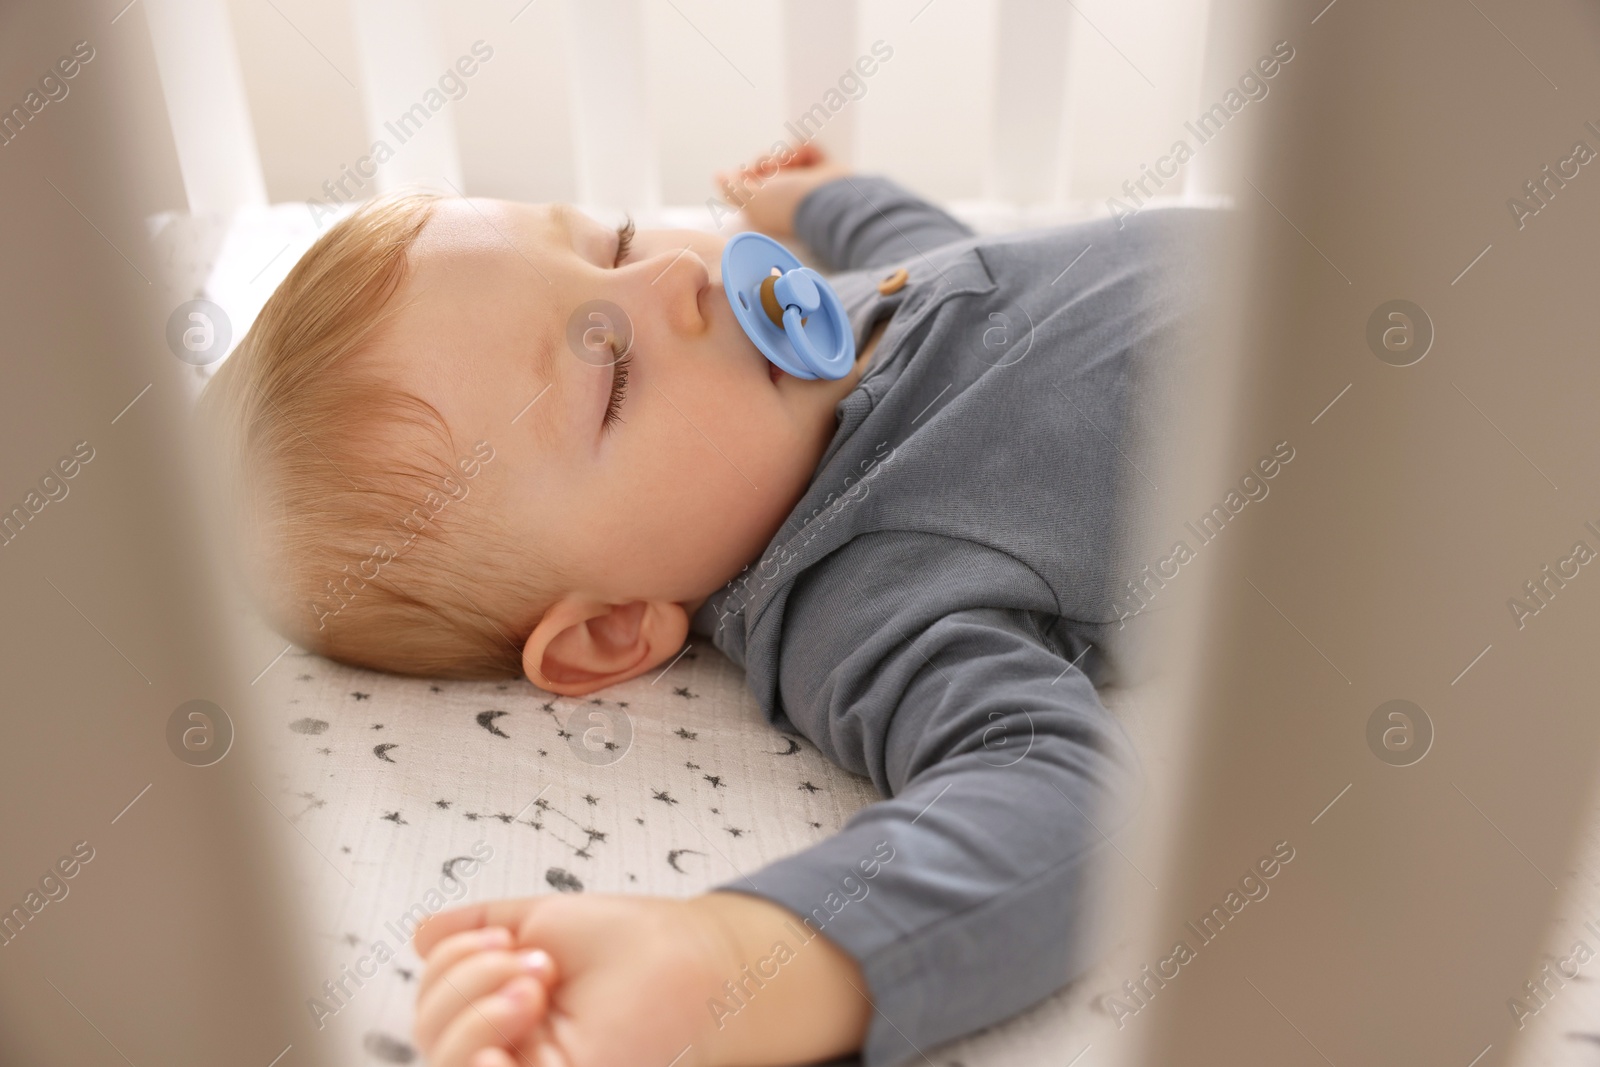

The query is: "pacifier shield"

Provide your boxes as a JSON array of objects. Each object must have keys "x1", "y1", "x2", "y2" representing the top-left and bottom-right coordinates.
[{"x1": 722, "y1": 232, "x2": 854, "y2": 380}]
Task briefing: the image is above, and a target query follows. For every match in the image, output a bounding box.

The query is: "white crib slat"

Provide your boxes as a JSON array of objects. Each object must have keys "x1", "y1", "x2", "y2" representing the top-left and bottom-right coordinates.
[
  {"x1": 142, "y1": 0, "x2": 267, "y2": 215},
  {"x1": 782, "y1": 0, "x2": 860, "y2": 162},
  {"x1": 1184, "y1": 0, "x2": 1245, "y2": 201},
  {"x1": 986, "y1": 0, "x2": 1071, "y2": 207},
  {"x1": 349, "y1": 0, "x2": 464, "y2": 196},
  {"x1": 564, "y1": 0, "x2": 659, "y2": 213}
]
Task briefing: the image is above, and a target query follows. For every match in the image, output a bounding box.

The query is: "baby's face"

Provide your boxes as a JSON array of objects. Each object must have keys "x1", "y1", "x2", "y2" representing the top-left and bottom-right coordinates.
[{"x1": 378, "y1": 198, "x2": 864, "y2": 615}]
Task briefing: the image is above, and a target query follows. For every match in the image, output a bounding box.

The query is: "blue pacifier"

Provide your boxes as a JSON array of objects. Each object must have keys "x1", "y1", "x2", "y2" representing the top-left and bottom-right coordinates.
[{"x1": 722, "y1": 232, "x2": 855, "y2": 380}]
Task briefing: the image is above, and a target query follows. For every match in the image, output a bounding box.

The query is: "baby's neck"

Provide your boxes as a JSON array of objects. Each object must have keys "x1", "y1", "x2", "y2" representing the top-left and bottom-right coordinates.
[{"x1": 681, "y1": 316, "x2": 892, "y2": 625}]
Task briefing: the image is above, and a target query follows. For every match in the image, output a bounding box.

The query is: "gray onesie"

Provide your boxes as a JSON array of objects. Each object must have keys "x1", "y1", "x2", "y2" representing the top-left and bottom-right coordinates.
[{"x1": 689, "y1": 175, "x2": 1220, "y2": 1066}]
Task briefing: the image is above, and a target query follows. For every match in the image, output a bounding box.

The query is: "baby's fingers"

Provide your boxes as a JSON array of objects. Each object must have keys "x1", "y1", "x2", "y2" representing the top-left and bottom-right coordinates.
[
  {"x1": 470, "y1": 1040, "x2": 569, "y2": 1067},
  {"x1": 713, "y1": 172, "x2": 747, "y2": 207},
  {"x1": 416, "y1": 948, "x2": 556, "y2": 1051},
  {"x1": 432, "y1": 976, "x2": 547, "y2": 1067},
  {"x1": 419, "y1": 927, "x2": 514, "y2": 1000},
  {"x1": 781, "y1": 141, "x2": 825, "y2": 168},
  {"x1": 749, "y1": 141, "x2": 819, "y2": 176},
  {"x1": 414, "y1": 897, "x2": 544, "y2": 958}
]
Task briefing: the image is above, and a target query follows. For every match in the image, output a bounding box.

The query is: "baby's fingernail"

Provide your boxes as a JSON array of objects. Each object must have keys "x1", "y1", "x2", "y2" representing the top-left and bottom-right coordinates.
[
  {"x1": 500, "y1": 976, "x2": 540, "y2": 1005},
  {"x1": 519, "y1": 949, "x2": 553, "y2": 977},
  {"x1": 470, "y1": 1051, "x2": 502, "y2": 1067},
  {"x1": 479, "y1": 927, "x2": 513, "y2": 948}
]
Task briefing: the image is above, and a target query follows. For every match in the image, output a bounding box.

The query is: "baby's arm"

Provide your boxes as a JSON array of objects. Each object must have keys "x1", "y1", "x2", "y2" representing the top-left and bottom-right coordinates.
[
  {"x1": 409, "y1": 612, "x2": 1126, "y2": 1066},
  {"x1": 714, "y1": 143, "x2": 975, "y2": 272},
  {"x1": 412, "y1": 891, "x2": 871, "y2": 1067},
  {"x1": 733, "y1": 539, "x2": 1142, "y2": 1064},
  {"x1": 792, "y1": 171, "x2": 975, "y2": 274}
]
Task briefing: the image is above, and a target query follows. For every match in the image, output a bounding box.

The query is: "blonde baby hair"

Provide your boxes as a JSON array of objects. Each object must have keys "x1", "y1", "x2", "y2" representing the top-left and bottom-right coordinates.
[{"x1": 198, "y1": 190, "x2": 561, "y2": 679}]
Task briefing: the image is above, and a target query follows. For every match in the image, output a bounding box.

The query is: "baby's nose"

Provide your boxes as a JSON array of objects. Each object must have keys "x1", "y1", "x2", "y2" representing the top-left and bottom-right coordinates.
[{"x1": 644, "y1": 247, "x2": 711, "y2": 331}]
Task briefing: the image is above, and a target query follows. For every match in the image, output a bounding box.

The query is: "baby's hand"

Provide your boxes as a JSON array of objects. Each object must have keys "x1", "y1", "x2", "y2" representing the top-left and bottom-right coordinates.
[
  {"x1": 413, "y1": 922, "x2": 558, "y2": 1067},
  {"x1": 414, "y1": 894, "x2": 739, "y2": 1067},
  {"x1": 713, "y1": 142, "x2": 851, "y2": 237}
]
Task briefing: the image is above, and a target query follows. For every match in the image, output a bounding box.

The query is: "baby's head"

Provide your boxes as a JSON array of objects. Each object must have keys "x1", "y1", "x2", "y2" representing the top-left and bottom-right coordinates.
[{"x1": 201, "y1": 192, "x2": 858, "y2": 690}]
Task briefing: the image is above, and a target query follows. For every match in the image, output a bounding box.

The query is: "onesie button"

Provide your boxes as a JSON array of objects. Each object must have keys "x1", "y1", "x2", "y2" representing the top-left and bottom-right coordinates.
[{"x1": 876, "y1": 268, "x2": 908, "y2": 295}]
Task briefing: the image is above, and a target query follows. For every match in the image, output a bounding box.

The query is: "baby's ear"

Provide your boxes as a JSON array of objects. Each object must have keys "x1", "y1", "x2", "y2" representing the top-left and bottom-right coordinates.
[{"x1": 521, "y1": 596, "x2": 689, "y2": 695}]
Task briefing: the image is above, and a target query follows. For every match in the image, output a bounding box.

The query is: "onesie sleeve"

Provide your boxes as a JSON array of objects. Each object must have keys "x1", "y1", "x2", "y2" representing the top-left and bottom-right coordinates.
[
  {"x1": 712, "y1": 561, "x2": 1141, "y2": 1066},
  {"x1": 793, "y1": 174, "x2": 977, "y2": 274}
]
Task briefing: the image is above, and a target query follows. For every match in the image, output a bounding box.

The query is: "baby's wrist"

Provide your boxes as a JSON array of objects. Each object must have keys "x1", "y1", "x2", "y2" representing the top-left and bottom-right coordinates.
[
  {"x1": 680, "y1": 893, "x2": 758, "y2": 1067},
  {"x1": 791, "y1": 171, "x2": 851, "y2": 240},
  {"x1": 682, "y1": 891, "x2": 872, "y2": 1067}
]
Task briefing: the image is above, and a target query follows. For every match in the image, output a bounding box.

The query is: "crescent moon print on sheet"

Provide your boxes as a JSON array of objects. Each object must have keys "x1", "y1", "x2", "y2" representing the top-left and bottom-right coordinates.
[
  {"x1": 667, "y1": 849, "x2": 706, "y2": 874},
  {"x1": 476, "y1": 710, "x2": 511, "y2": 738},
  {"x1": 773, "y1": 736, "x2": 801, "y2": 756},
  {"x1": 441, "y1": 856, "x2": 477, "y2": 882},
  {"x1": 373, "y1": 743, "x2": 399, "y2": 763}
]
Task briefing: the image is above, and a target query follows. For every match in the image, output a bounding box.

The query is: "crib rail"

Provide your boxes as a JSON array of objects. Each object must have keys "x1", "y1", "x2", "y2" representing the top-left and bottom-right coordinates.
[{"x1": 143, "y1": 0, "x2": 1214, "y2": 222}]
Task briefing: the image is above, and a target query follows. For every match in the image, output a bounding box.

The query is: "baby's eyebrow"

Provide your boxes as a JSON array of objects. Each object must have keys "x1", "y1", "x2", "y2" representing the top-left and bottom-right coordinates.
[
  {"x1": 520, "y1": 329, "x2": 561, "y2": 454},
  {"x1": 508, "y1": 206, "x2": 563, "y2": 451},
  {"x1": 552, "y1": 202, "x2": 611, "y2": 255},
  {"x1": 533, "y1": 330, "x2": 557, "y2": 389},
  {"x1": 516, "y1": 204, "x2": 601, "y2": 454},
  {"x1": 551, "y1": 203, "x2": 584, "y2": 244}
]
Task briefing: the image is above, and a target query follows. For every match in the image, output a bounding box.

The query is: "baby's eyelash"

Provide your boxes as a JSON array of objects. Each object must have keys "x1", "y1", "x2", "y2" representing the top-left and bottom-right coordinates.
[
  {"x1": 603, "y1": 350, "x2": 632, "y2": 432},
  {"x1": 614, "y1": 216, "x2": 635, "y2": 265},
  {"x1": 601, "y1": 216, "x2": 635, "y2": 433}
]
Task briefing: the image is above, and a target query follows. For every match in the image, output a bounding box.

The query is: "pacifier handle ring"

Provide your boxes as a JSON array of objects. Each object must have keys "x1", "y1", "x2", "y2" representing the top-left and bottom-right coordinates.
[{"x1": 783, "y1": 305, "x2": 835, "y2": 378}]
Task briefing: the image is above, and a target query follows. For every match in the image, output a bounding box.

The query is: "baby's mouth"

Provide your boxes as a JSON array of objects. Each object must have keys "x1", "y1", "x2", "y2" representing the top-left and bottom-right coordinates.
[{"x1": 710, "y1": 274, "x2": 786, "y2": 385}]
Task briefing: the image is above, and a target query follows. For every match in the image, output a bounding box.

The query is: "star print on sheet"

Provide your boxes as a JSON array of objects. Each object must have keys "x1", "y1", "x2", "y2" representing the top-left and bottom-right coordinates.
[{"x1": 257, "y1": 646, "x2": 890, "y2": 1067}]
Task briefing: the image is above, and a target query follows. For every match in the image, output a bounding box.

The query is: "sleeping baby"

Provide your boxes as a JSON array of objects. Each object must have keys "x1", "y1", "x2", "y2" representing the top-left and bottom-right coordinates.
[{"x1": 199, "y1": 142, "x2": 1219, "y2": 1067}]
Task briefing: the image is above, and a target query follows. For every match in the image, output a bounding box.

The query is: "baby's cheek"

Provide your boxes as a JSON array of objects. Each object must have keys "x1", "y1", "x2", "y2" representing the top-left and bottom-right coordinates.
[
  {"x1": 605, "y1": 399, "x2": 801, "y2": 586},
  {"x1": 654, "y1": 482, "x2": 768, "y2": 590}
]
